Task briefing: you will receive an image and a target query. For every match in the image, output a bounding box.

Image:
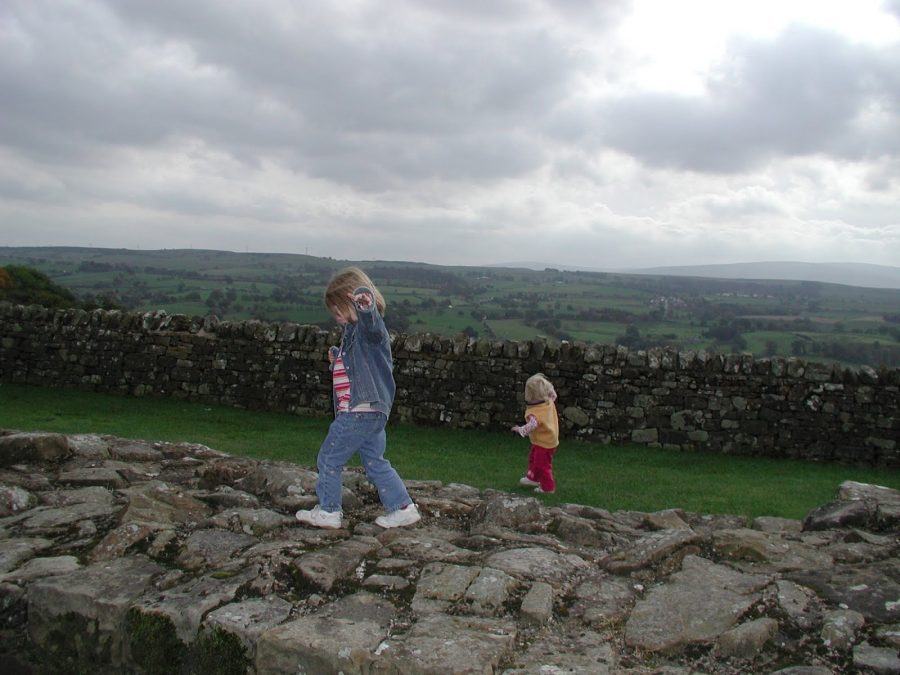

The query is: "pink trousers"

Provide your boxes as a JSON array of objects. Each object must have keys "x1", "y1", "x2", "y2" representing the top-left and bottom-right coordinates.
[{"x1": 525, "y1": 444, "x2": 557, "y2": 492}]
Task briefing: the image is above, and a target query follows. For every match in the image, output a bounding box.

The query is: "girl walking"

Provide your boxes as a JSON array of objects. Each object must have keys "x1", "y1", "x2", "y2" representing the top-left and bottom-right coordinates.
[{"x1": 296, "y1": 267, "x2": 420, "y2": 529}]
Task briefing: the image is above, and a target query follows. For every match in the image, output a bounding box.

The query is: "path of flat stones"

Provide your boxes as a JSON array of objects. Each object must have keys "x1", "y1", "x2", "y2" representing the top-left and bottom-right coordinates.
[{"x1": 0, "y1": 429, "x2": 898, "y2": 674}]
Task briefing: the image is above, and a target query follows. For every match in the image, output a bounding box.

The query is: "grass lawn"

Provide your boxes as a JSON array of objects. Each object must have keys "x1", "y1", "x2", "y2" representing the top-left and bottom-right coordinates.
[{"x1": 1, "y1": 383, "x2": 898, "y2": 521}]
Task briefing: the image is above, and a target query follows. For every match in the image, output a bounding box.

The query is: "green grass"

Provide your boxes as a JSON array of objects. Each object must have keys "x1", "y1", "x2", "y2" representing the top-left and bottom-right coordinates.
[{"x1": 2, "y1": 383, "x2": 898, "y2": 521}]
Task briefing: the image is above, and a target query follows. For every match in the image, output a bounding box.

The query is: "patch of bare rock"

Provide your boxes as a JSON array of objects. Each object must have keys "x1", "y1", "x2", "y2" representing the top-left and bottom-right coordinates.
[{"x1": 1, "y1": 428, "x2": 898, "y2": 674}]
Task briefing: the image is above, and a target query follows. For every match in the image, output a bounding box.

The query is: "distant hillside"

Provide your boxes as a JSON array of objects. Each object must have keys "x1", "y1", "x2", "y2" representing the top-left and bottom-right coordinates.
[
  {"x1": 495, "y1": 260, "x2": 900, "y2": 290},
  {"x1": 624, "y1": 261, "x2": 900, "y2": 290}
]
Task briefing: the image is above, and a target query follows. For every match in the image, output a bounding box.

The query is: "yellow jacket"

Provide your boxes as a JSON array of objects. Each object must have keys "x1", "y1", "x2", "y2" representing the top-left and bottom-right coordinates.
[{"x1": 524, "y1": 400, "x2": 559, "y2": 448}]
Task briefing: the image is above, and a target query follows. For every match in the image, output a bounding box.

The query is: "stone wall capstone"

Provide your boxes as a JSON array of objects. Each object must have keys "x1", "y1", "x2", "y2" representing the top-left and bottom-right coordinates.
[{"x1": 1, "y1": 301, "x2": 897, "y2": 466}]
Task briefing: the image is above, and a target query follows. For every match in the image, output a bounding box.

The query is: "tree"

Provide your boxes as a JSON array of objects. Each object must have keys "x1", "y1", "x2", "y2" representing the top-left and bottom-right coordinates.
[{"x1": 0, "y1": 265, "x2": 80, "y2": 309}]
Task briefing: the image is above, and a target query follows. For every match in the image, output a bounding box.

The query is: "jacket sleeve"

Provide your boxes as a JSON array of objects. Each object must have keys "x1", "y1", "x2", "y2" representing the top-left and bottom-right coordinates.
[{"x1": 352, "y1": 286, "x2": 389, "y2": 343}]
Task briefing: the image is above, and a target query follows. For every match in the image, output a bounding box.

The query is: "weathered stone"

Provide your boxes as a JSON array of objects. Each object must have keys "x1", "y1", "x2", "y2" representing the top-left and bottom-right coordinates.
[
  {"x1": 563, "y1": 406, "x2": 590, "y2": 426},
  {"x1": 852, "y1": 642, "x2": 900, "y2": 674},
  {"x1": 570, "y1": 574, "x2": 636, "y2": 627},
  {"x1": 207, "y1": 507, "x2": 293, "y2": 535},
  {"x1": 27, "y1": 555, "x2": 164, "y2": 667},
  {"x1": 292, "y1": 536, "x2": 379, "y2": 591},
  {"x1": 195, "y1": 485, "x2": 260, "y2": 509},
  {"x1": 119, "y1": 480, "x2": 211, "y2": 526},
  {"x1": 624, "y1": 555, "x2": 770, "y2": 653},
  {"x1": 473, "y1": 493, "x2": 543, "y2": 528},
  {"x1": 0, "y1": 483, "x2": 36, "y2": 516},
  {"x1": 484, "y1": 546, "x2": 590, "y2": 589},
  {"x1": 837, "y1": 480, "x2": 900, "y2": 531},
  {"x1": 0, "y1": 555, "x2": 81, "y2": 583},
  {"x1": 520, "y1": 581, "x2": 554, "y2": 626},
  {"x1": 502, "y1": 628, "x2": 615, "y2": 674},
  {"x1": 0, "y1": 538, "x2": 54, "y2": 574},
  {"x1": 39, "y1": 485, "x2": 116, "y2": 507},
  {"x1": 772, "y1": 579, "x2": 824, "y2": 631},
  {"x1": 202, "y1": 596, "x2": 293, "y2": 657},
  {"x1": 553, "y1": 512, "x2": 629, "y2": 549},
  {"x1": 874, "y1": 623, "x2": 900, "y2": 648},
  {"x1": 644, "y1": 509, "x2": 691, "y2": 530},
  {"x1": 788, "y1": 562, "x2": 900, "y2": 623},
  {"x1": 57, "y1": 467, "x2": 128, "y2": 489},
  {"x1": 109, "y1": 441, "x2": 163, "y2": 462},
  {"x1": 464, "y1": 567, "x2": 517, "y2": 616},
  {"x1": 66, "y1": 434, "x2": 112, "y2": 459},
  {"x1": 413, "y1": 562, "x2": 482, "y2": 614},
  {"x1": 603, "y1": 527, "x2": 702, "y2": 573},
  {"x1": 18, "y1": 500, "x2": 123, "y2": 532},
  {"x1": 752, "y1": 516, "x2": 803, "y2": 533},
  {"x1": 712, "y1": 528, "x2": 833, "y2": 571},
  {"x1": 377, "y1": 613, "x2": 516, "y2": 674},
  {"x1": 803, "y1": 499, "x2": 872, "y2": 531},
  {"x1": 362, "y1": 573, "x2": 410, "y2": 591},
  {"x1": 716, "y1": 617, "x2": 778, "y2": 658},
  {"x1": 0, "y1": 433, "x2": 70, "y2": 465},
  {"x1": 255, "y1": 592, "x2": 397, "y2": 674},
  {"x1": 379, "y1": 526, "x2": 480, "y2": 563},
  {"x1": 129, "y1": 565, "x2": 259, "y2": 644},
  {"x1": 2, "y1": 425, "x2": 898, "y2": 675},
  {"x1": 91, "y1": 522, "x2": 162, "y2": 562},
  {"x1": 820, "y1": 608, "x2": 866, "y2": 651}
]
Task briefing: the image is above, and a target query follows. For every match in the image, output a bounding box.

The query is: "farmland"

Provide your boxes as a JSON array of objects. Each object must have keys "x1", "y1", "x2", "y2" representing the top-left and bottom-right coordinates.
[{"x1": 2, "y1": 246, "x2": 899, "y2": 368}]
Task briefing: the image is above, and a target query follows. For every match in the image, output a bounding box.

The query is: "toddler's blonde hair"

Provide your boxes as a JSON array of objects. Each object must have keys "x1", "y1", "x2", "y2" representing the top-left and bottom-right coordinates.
[
  {"x1": 524, "y1": 372, "x2": 554, "y2": 401},
  {"x1": 324, "y1": 266, "x2": 386, "y2": 316}
]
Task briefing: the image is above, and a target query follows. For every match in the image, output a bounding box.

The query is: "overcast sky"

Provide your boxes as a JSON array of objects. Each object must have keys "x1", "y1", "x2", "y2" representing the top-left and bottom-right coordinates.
[{"x1": 2, "y1": 0, "x2": 899, "y2": 269}]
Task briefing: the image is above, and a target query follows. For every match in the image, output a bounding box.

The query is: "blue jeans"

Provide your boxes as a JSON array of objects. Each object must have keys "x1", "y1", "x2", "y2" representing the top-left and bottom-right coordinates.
[{"x1": 315, "y1": 412, "x2": 412, "y2": 513}]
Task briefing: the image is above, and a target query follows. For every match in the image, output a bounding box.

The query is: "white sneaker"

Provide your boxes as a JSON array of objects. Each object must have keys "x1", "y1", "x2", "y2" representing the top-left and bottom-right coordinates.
[
  {"x1": 296, "y1": 506, "x2": 342, "y2": 529},
  {"x1": 534, "y1": 487, "x2": 556, "y2": 495},
  {"x1": 375, "y1": 503, "x2": 421, "y2": 529},
  {"x1": 519, "y1": 476, "x2": 540, "y2": 487}
]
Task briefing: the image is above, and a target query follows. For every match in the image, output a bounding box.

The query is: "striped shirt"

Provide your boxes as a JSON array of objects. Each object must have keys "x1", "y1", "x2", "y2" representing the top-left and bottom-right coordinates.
[
  {"x1": 333, "y1": 353, "x2": 352, "y2": 413},
  {"x1": 332, "y1": 351, "x2": 375, "y2": 414}
]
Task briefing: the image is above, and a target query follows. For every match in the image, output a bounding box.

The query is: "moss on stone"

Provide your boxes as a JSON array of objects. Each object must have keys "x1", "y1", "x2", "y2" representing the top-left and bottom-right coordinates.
[
  {"x1": 124, "y1": 608, "x2": 186, "y2": 675},
  {"x1": 194, "y1": 627, "x2": 250, "y2": 675},
  {"x1": 40, "y1": 611, "x2": 110, "y2": 675}
]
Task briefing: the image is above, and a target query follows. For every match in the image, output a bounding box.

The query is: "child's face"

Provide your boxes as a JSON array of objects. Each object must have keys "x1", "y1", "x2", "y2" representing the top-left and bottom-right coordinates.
[{"x1": 329, "y1": 303, "x2": 357, "y2": 326}]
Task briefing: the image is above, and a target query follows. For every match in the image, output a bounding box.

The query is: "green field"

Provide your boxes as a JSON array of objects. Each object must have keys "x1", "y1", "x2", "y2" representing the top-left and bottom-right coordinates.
[
  {"x1": 3, "y1": 383, "x2": 899, "y2": 520},
  {"x1": 3, "y1": 246, "x2": 899, "y2": 368}
]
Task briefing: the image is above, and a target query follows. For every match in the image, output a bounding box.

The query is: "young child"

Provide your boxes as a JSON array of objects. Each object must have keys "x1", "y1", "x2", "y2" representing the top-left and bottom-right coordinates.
[
  {"x1": 511, "y1": 373, "x2": 559, "y2": 494},
  {"x1": 296, "y1": 267, "x2": 421, "y2": 529}
]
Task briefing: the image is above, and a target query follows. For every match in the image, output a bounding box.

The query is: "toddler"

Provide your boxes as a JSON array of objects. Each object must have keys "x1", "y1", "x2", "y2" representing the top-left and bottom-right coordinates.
[{"x1": 511, "y1": 373, "x2": 559, "y2": 494}]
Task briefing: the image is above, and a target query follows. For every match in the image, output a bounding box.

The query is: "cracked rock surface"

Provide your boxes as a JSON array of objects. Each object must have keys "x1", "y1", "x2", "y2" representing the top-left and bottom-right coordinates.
[{"x1": 1, "y1": 429, "x2": 898, "y2": 674}]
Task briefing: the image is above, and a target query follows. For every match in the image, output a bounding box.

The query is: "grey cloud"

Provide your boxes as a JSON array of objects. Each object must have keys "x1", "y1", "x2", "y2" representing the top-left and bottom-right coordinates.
[
  {"x1": 886, "y1": 0, "x2": 900, "y2": 19},
  {"x1": 598, "y1": 25, "x2": 899, "y2": 172},
  {"x1": 1, "y1": 0, "x2": 587, "y2": 190}
]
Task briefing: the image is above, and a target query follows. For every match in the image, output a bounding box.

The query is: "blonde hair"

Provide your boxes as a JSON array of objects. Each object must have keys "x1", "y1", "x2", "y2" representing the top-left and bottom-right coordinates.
[
  {"x1": 324, "y1": 266, "x2": 386, "y2": 316},
  {"x1": 524, "y1": 372, "x2": 554, "y2": 401}
]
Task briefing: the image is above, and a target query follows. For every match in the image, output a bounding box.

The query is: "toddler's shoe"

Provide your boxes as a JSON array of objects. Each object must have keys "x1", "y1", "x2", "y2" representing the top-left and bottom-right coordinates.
[
  {"x1": 296, "y1": 505, "x2": 342, "y2": 529},
  {"x1": 534, "y1": 487, "x2": 556, "y2": 494},
  {"x1": 519, "y1": 476, "x2": 540, "y2": 487},
  {"x1": 375, "y1": 503, "x2": 421, "y2": 529}
]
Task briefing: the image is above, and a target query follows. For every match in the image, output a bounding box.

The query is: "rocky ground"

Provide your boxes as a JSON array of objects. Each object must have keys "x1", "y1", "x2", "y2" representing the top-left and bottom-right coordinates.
[{"x1": 0, "y1": 429, "x2": 898, "y2": 674}]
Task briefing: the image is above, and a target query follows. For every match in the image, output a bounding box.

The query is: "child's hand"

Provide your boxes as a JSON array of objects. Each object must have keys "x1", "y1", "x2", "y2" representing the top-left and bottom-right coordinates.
[
  {"x1": 348, "y1": 291, "x2": 373, "y2": 311},
  {"x1": 511, "y1": 425, "x2": 526, "y2": 437}
]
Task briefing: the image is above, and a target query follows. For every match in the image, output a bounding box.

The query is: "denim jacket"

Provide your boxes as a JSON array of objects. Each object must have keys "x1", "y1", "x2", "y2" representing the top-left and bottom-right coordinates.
[{"x1": 333, "y1": 286, "x2": 396, "y2": 418}]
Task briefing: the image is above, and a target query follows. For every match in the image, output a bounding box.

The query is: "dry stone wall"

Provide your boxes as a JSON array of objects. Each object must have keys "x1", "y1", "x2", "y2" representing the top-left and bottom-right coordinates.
[
  {"x1": 0, "y1": 430, "x2": 899, "y2": 674},
  {"x1": 1, "y1": 302, "x2": 898, "y2": 466}
]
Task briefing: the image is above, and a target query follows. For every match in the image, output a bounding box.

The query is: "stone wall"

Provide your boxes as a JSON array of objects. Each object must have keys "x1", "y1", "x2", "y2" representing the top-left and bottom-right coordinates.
[
  {"x1": 1, "y1": 430, "x2": 899, "y2": 674},
  {"x1": 1, "y1": 301, "x2": 898, "y2": 466}
]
